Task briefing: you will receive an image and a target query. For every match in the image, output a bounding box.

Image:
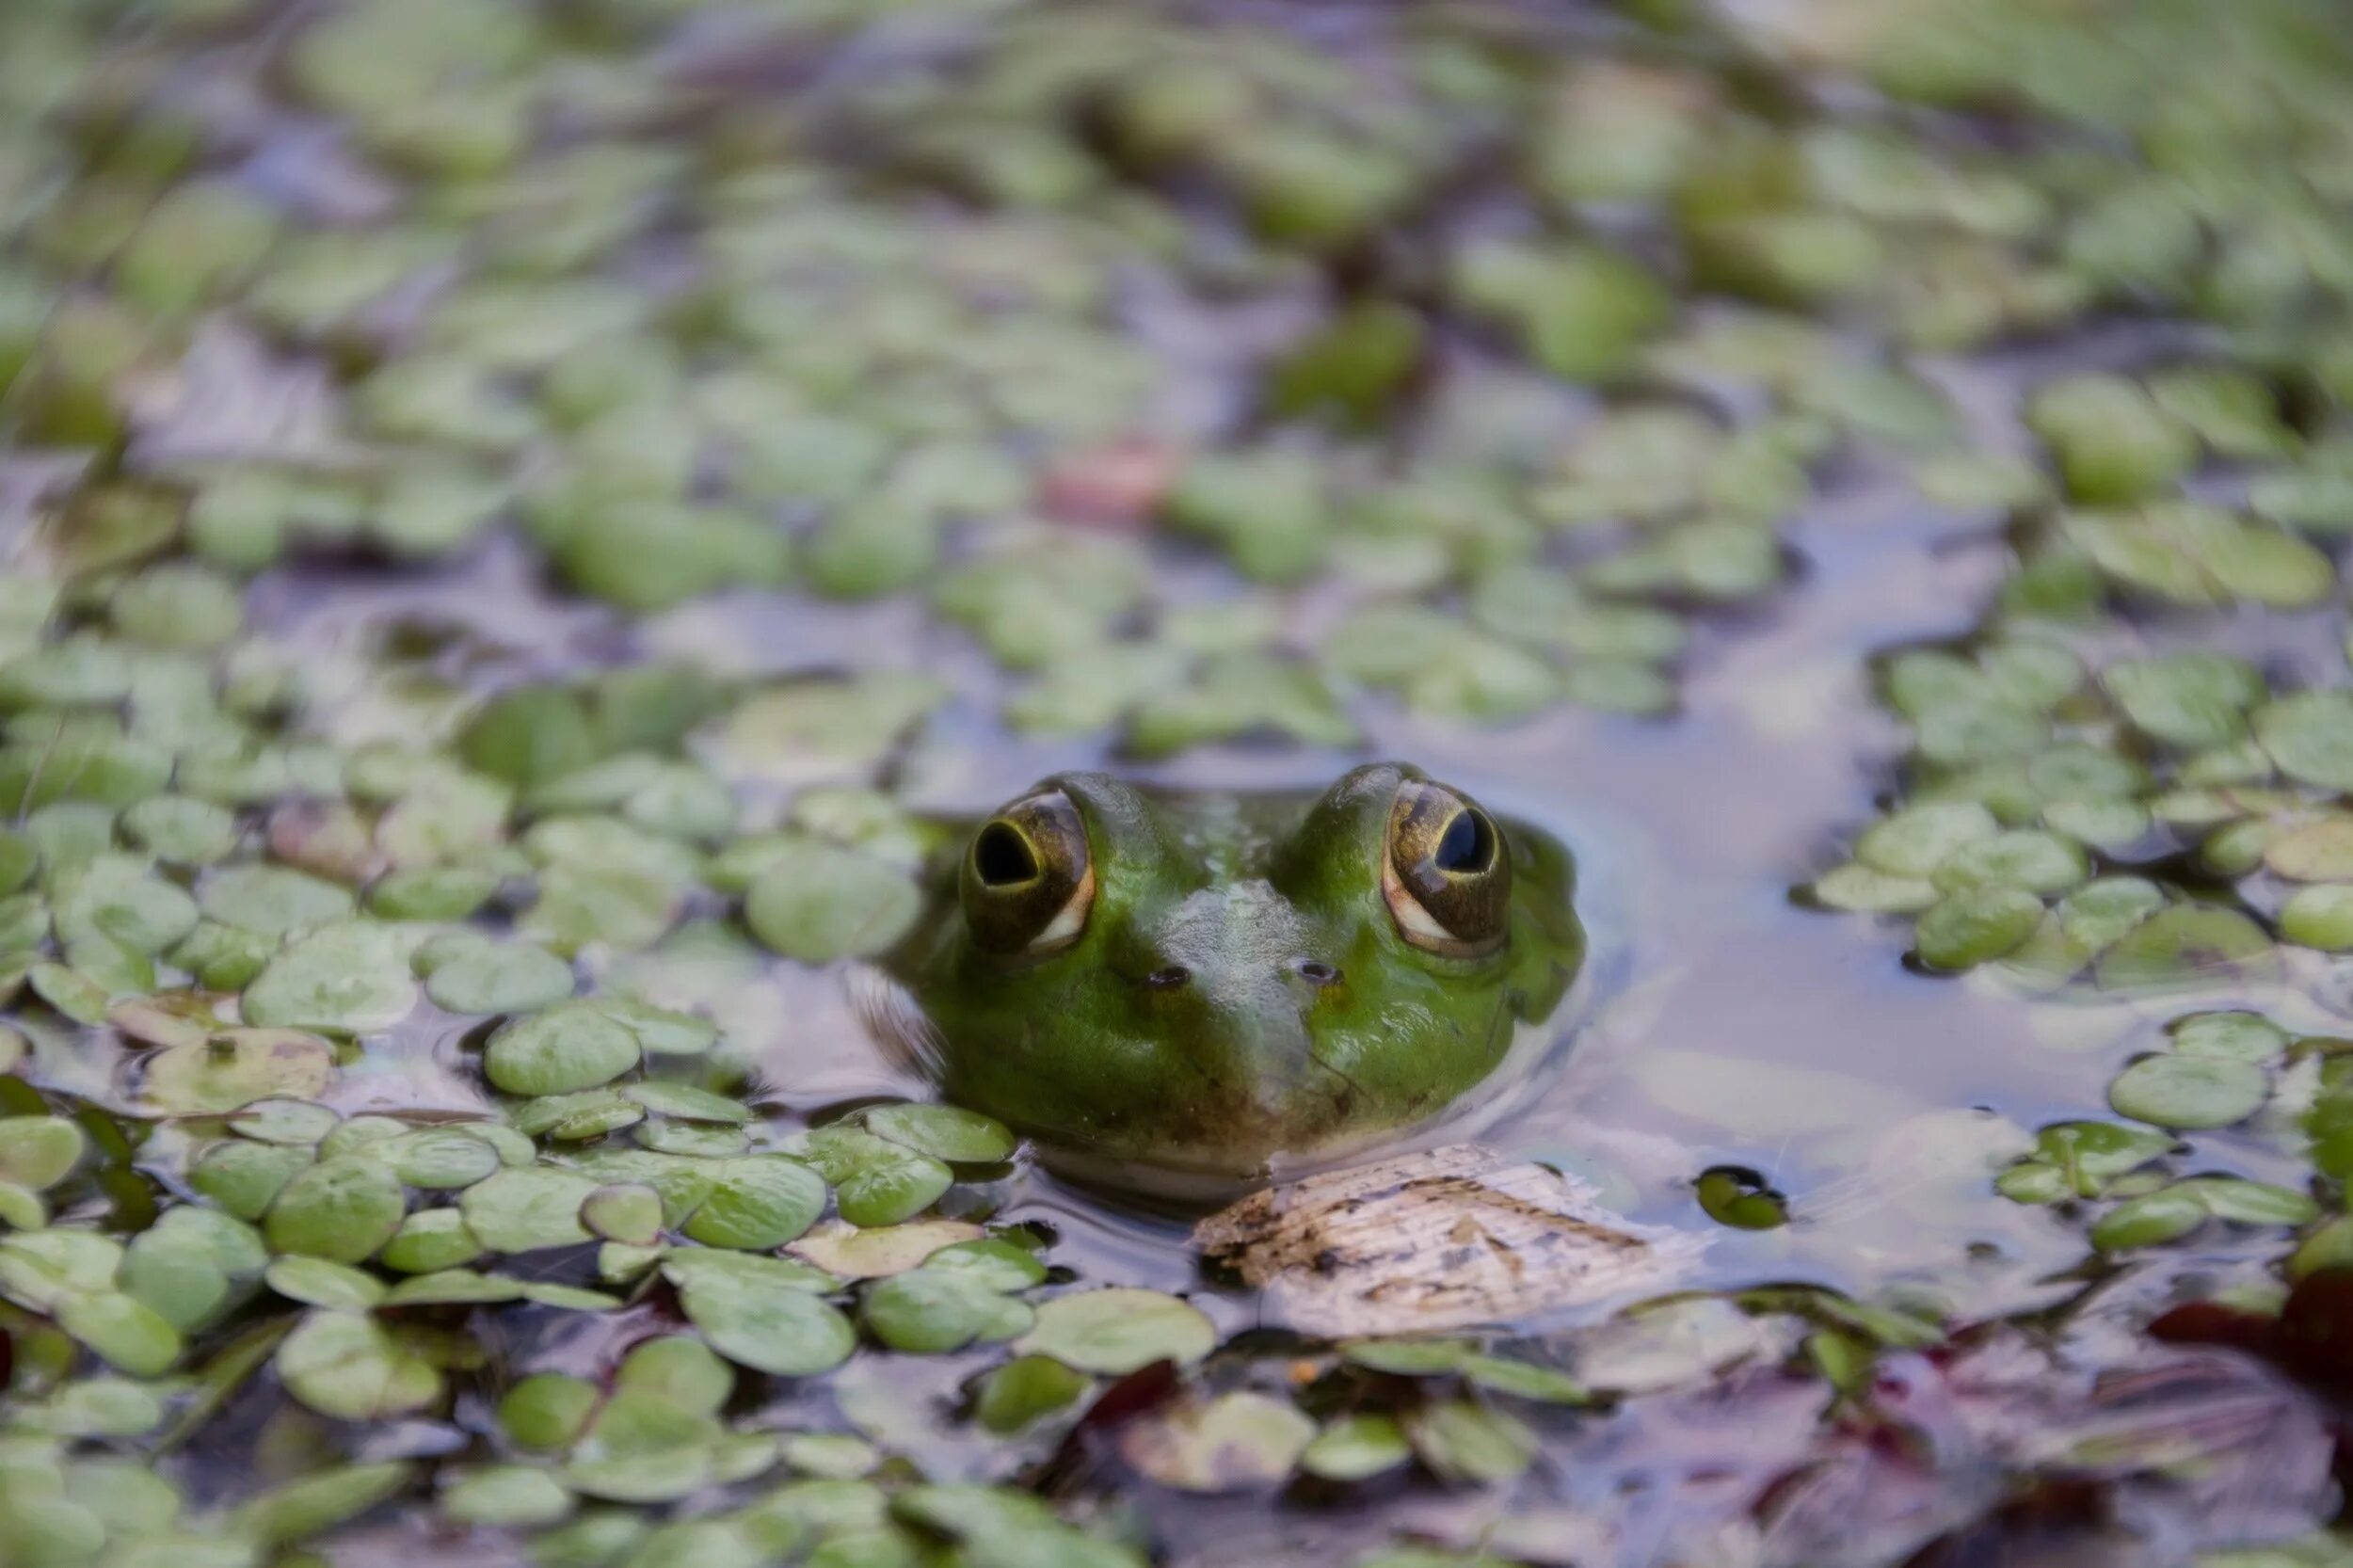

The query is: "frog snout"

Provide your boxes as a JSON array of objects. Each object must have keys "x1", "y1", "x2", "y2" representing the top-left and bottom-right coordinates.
[
  {"x1": 1136, "y1": 957, "x2": 1339, "y2": 993},
  {"x1": 1273, "y1": 957, "x2": 1345, "y2": 1014}
]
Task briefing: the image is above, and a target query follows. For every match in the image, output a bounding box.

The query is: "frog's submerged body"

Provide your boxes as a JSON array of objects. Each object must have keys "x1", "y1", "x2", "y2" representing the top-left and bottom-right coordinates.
[{"x1": 874, "y1": 762, "x2": 1585, "y2": 1184}]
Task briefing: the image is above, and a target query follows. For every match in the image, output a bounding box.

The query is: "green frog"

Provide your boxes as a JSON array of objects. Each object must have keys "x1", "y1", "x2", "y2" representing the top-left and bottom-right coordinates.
[{"x1": 876, "y1": 762, "x2": 1585, "y2": 1182}]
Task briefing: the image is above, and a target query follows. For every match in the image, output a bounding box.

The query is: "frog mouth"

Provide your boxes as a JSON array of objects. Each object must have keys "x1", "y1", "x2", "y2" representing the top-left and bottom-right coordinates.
[
  {"x1": 851, "y1": 961, "x2": 1366, "y2": 1132},
  {"x1": 1059, "y1": 1000, "x2": 1533, "y2": 1191},
  {"x1": 856, "y1": 947, "x2": 1553, "y2": 1193}
]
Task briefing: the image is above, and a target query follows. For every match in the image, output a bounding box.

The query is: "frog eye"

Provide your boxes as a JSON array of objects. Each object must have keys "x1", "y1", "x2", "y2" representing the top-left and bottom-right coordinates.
[
  {"x1": 961, "y1": 789, "x2": 1096, "y2": 956},
  {"x1": 1382, "y1": 780, "x2": 1511, "y2": 957}
]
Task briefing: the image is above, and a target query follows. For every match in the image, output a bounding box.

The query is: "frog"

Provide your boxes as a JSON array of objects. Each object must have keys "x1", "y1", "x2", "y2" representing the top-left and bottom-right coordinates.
[{"x1": 872, "y1": 761, "x2": 1585, "y2": 1184}]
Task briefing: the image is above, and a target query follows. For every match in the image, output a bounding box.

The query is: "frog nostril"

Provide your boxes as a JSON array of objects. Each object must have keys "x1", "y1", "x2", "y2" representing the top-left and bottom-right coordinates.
[
  {"x1": 1294, "y1": 960, "x2": 1340, "y2": 986},
  {"x1": 1144, "y1": 965, "x2": 1191, "y2": 990}
]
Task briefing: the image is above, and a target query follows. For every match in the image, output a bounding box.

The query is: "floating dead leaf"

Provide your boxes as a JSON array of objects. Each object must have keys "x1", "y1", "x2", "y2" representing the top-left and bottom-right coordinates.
[
  {"x1": 1040, "y1": 438, "x2": 1179, "y2": 531},
  {"x1": 1193, "y1": 1144, "x2": 1702, "y2": 1337},
  {"x1": 787, "y1": 1217, "x2": 984, "y2": 1279},
  {"x1": 140, "y1": 1029, "x2": 335, "y2": 1114}
]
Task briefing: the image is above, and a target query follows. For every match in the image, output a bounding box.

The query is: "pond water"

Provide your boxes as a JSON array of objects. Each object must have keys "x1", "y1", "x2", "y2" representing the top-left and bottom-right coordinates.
[{"x1": 5, "y1": 0, "x2": 2353, "y2": 1565}]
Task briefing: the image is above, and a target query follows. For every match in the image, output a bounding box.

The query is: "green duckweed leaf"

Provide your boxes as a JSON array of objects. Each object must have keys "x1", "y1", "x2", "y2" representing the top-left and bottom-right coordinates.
[
  {"x1": 265, "y1": 1157, "x2": 407, "y2": 1263},
  {"x1": 680, "y1": 1157, "x2": 826, "y2": 1250},
  {"x1": 1464, "y1": 1353, "x2": 1592, "y2": 1403},
  {"x1": 501, "y1": 1371, "x2": 601, "y2": 1450},
  {"x1": 459, "y1": 1166, "x2": 601, "y2": 1253},
  {"x1": 744, "y1": 841, "x2": 922, "y2": 964},
  {"x1": 0, "y1": 1182, "x2": 45, "y2": 1229},
  {"x1": 861, "y1": 1103, "x2": 1016, "y2": 1164},
  {"x1": 238, "y1": 1461, "x2": 416, "y2": 1546},
  {"x1": 669, "y1": 1253, "x2": 856, "y2": 1377},
  {"x1": 277, "y1": 1310, "x2": 442, "y2": 1420},
  {"x1": 200, "y1": 865, "x2": 356, "y2": 937},
  {"x1": 58, "y1": 1289, "x2": 184, "y2": 1376},
  {"x1": 1342, "y1": 1338, "x2": 1477, "y2": 1376},
  {"x1": 1929, "y1": 829, "x2": 2088, "y2": 895},
  {"x1": 924, "y1": 1238, "x2": 1049, "y2": 1292},
  {"x1": 2090, "y1": 1189, "x2": 2209, "y2": 1251},
  {"x1": 2282, "y1": 886, "x2": 2353, "y2": 951},
  {"x1": 40, "y1": 1377, "x2": 168, "y2": 1438},
  {"x1": 231, "y1": 1096, "x2": 341, "y2": 1144},
  {"x1": 1810, "y1": 863, "x2": 1940, "y2": 914},
  {"x1": 381, "y1": 1208, "x2": 484, "y2": 1273},
  {"x1": 120, "y1": 1205, "x2": 267, "y2": 1330},
  {"x1": 1695, "y1": 1167, "x2": 1790, "y2": 1232},
  {"x1": 712, "y1": 675, "x2": 946, "y2": 788},
  {"x1": 322, "y1": 1116, "x2": 408, "y2": 1160},
  {"x1": 423, "y1": 938, "x2": 576, "y2": 1016},
  {"x1": 1403, "y1": 1400, "x2": 1537, "y2": 1484},
  {"x1": 1856, "y1": 802, "x2": 1997, "y2": 877},
  {"x1": 1119, "y1": 1392, "x2": 1314, "y2": 1492},
  {"x1": 2264, "y1": 819, "x2": 2353, "y2": 882},
  {"x1": 862, "y1": 1266, "x2": 1033, "y2": 1353},
  {"x1": 2257, "y1": 691, "x2": 2353, "y2": 792},
  {"x1": 616, "y1": 1334, "x2": 735, "y2": 1414},
  {"x1": 781, "y1": 1432, "x2": 879, "y2": 1480},
  {"x1": 379, "y1": 1267, "x2": 528, "y2": 1306},
  {"x1": 1301, "y1": 1413, "x2": 1413, "y2": 1482},
  {"x1": 2105, "y1": 652, "x2": 2265, "y2": 750},
  {"x1": 1122, "y1": 651, "x2": 1358, "y2": 758},
  {"x1": 0, "y1": 1115, "x2": 85, "y2": 1191},
  {"x1": 385, "y1": 1127, "x2": 505, "y2": 1190},
  {"x1": 581, "y1": 1182, "x2": 664, "y2": 1245},
  {"x1": 600, "y1": 999, "x2": 718, "y2": 1059},
  {"x1": 442, "y1": 1465, "x2": 575, "y2": 1528},
  {"x1": 31, "y1": 961, "x2": 115, "y2": 1024},
  {"x1": 264, "y1": 1256, "x2": 388, "y2": 1309},
  {"x1": 559, "y1": 1402, "x2": 741, "y2": 1503},
  {"x1": 242, "y1": 921, "x2": 419, "y2": 1035},
  {"x1": 0, "y1": 1227, "x2": 124, "y2": 1311},
  {"x1": 459, "y1": 686, "x2": 597, "y2": 789},
  {"x1": 2170, "y1": 1012, "x2": 2289, "y2": 1063},
  {"x1": 622, "y1": 1082, "x2": 750, "y2": 1123},
  {"x1": 2176, "y1": 1176, "x2": 2318, "y2": 1225},
  {"x1": 192, "y1": 1139, "x2": 313, "y2": 1220},
  {"x1": 2107, "y1": 1054, "x2": 2268, "y2": 1129},
  {"x1": 1914, "y1": 885, "x2": 2043, "y2": 970},
  {"x1": 513, "y1": 1089, "x2": 643, "y2": 1143},
  {"x1": 892, "y1": 1483, "x2": 1141, "y2": 1568},
  {"x1": 483, "y1": 1000, "x2": 642, "y2": 1096},
  {"x1": 1014, "y1": 1288, "x2": 1215, "y2": 1374},
  {"x1": 2093, "y1": 904, "x2": 2277, "y2": 994},
  {"x1": 2005, "y1": 1121, "x2": 2176, "y2": 1203},
  {"x1": 635, "y1": 1121, "x2": 747, "y2": 1158},
  {"x1": 2026, "y1": 375, "x2": 2197, "y2": 503},
  {"x1": 974, "y1": 1353, "x2": 1090, "y2": 1433},
  {"x1": 368, "y1": 864, "x2": 501, "y2": 921}
]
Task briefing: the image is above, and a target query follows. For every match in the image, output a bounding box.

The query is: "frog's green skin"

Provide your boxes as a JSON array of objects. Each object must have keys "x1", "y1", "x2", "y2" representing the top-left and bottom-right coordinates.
[{"x1": 881, "y1": 762, "x2": 1583, "y2": 1181}]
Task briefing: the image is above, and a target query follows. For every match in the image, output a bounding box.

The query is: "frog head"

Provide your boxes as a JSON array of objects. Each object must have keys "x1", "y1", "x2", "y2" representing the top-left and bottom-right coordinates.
[{"x1": 880, "y1": 763, "x2": 1583, "y2": 1182}]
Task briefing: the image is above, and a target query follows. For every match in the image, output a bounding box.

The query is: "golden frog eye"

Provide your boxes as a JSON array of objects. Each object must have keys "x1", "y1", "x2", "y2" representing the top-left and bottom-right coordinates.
[
  {"x1": 960, "y1": 789, "x2": 1096, "y2": 956},
  {"x1": 1382, "y1": 779, "x2": 1511, "y2": 957}
]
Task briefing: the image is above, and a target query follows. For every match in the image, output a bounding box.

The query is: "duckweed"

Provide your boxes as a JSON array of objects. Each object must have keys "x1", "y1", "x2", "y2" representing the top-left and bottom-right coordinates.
[{"x1": 3, "y1": 0, "x2": 2353, "y2": 1561}]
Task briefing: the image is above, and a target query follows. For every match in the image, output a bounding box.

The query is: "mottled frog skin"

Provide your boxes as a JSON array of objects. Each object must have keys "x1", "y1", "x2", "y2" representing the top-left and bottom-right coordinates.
[{"x1": 880, "y1": 762, "x2": 1583, "y2": 1181}]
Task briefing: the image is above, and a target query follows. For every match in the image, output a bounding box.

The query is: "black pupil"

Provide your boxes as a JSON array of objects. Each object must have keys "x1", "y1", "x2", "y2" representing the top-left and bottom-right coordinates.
[
  {"x1": 973, "y1": 822, "x2": 1040, "y2": 887},
  {"x1": 1433, "y1": 808, "x2": 1494, "y2": 873}
]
